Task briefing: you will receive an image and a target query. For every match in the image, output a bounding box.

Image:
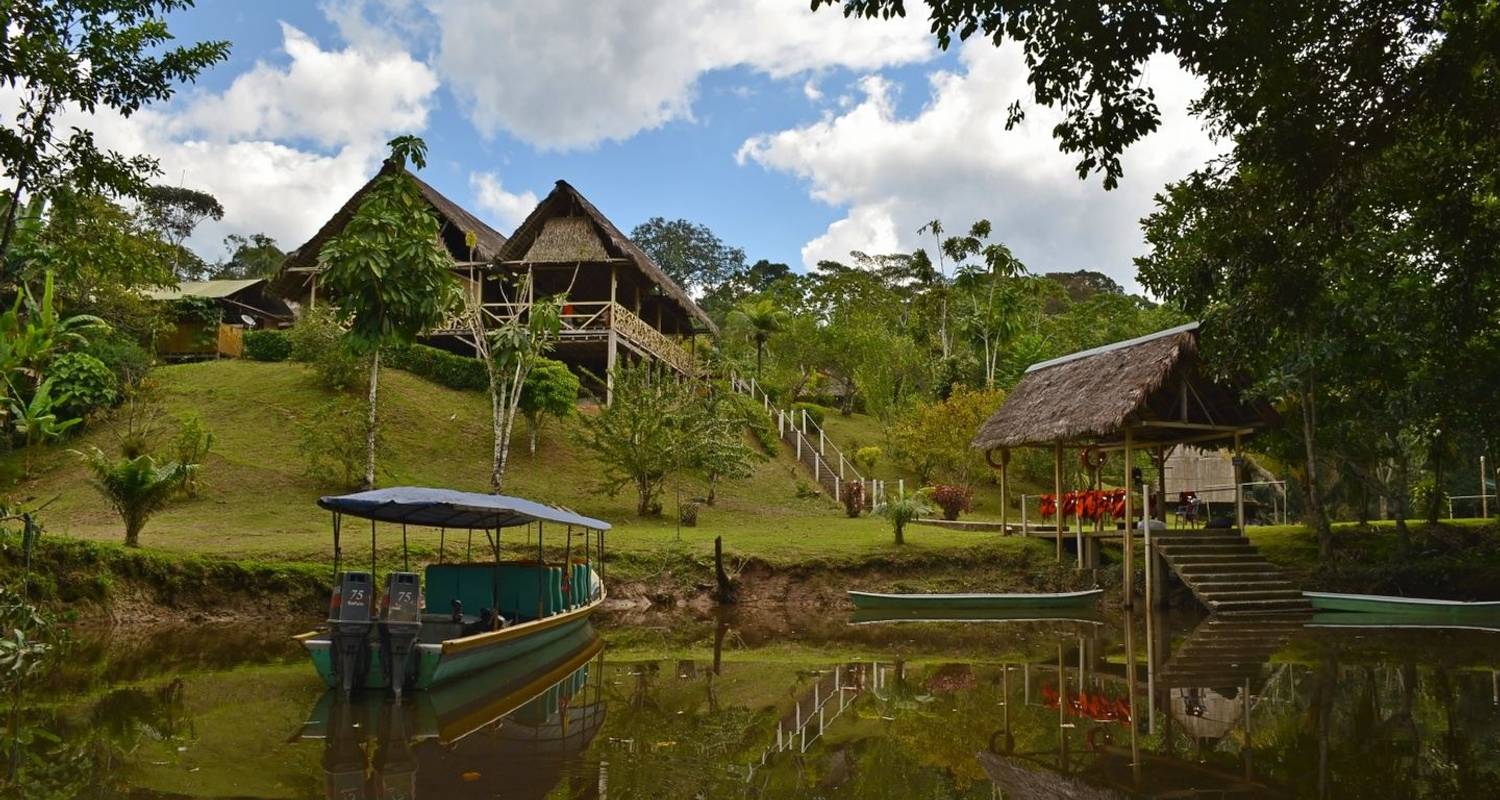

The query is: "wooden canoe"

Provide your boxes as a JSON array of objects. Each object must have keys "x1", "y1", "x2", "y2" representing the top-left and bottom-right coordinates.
[
  {"x1": 1304, "y1": 591, "x2": 1500, "y2": 619},
  {"x1": 847, "y1": 588, "x2": 1103, "y2": 610}
]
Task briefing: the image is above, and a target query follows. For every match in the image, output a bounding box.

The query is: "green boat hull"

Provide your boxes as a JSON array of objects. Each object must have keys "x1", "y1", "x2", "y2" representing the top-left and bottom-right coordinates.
[
  {"x1": 303, "y1": 606, "x2": 598, "y2": 692},
  {"x1": 1304, "y1": 591, "x2": 1500, "y2": 620},
  {"x1": 847, "y1": 588, "x2": 1103, "y2": 611}
]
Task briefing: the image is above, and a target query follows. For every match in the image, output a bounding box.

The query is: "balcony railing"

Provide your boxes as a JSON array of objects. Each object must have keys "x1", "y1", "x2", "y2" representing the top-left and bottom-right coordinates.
[{"x1": 434, "y1": 301, "x2": 696, "y2": 376}]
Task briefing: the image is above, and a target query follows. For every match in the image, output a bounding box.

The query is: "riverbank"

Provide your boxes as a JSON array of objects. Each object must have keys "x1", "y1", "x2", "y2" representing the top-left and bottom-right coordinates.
[{"x1": 5, "y1": 519, "x2": 1497, "y2": 626}]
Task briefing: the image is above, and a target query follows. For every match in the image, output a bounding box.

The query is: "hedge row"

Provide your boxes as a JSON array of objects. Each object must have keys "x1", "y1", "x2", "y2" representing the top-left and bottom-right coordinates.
[
  {"x1": 382, "y1": 342, "x2": 489, "y2": 391},
  {"x1": 243, "y1": 329, "x2": 294, "y2": 361}
]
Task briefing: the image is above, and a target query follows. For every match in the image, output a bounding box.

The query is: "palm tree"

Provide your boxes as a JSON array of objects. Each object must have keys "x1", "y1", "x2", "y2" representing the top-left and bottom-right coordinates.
[
  {"x1": 878, "y1": 491, "x2": 933, "y2": 546},
  {"x1": 727, "y1": 298, "x2": 789, "y2": 380},
  {"x1": 74, "y1": 446, "x2": 193, "y2": 547}
]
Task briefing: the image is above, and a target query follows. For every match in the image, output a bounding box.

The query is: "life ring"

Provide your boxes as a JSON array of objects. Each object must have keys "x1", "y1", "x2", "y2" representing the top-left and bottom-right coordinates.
[{"x1": 1078, "y1": 446, "x2": 1107, "y2": 470}]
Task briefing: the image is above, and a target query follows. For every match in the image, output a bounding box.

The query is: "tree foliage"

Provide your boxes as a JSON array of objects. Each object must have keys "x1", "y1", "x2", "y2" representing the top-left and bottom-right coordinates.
[
  {"x1": 520, "y1": 357, "x2": 579, "y2": 456},
  {"x1": 578, "y1": 366, "x2": 755, "y2": 516},
  {"x1": 0, "y1": 0, "x2": 230, "y2": 269},
  {"x1": 630, "y1": 217, "x2": 746, "y2": 294}
]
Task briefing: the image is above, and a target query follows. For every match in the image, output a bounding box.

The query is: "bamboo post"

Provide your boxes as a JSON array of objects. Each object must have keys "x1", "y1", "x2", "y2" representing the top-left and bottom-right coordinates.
[
  {"x1": 1234, "y1": 432, "x2": 1246, "y2": 532},
  {"x1": 1483, "y1": 456, "x2": 1489, "y2": 519},
  {"x1": 1054, "y1": 443, "x2": 1064, "y2": 562},
  {"x1": 1123, "y1": 430, "x2": 1135, "y2": 608},
  {"x1": 1021, "y1": 495, "x2": 1029, "y2": 537},
  {"x1": 999, "y1": 448, "x2": 1009, "y2": 535}
]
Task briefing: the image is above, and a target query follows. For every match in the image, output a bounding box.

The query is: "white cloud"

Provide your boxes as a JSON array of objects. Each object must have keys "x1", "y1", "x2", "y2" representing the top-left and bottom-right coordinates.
[
  {"x1": 738, "y1": 44, "x2": 1220, "y2": 291},
  {"x1": 1, "y1": 20, "x2": 440, "y2": 260},
  {"x1": 171, "y1": 23, "x2": 437, "y2": 149},
  {"x1": 802, "y1": 78, "x2": 824, "y2": 102},
  {"x1": 468, "y1": 172, "x2": 538, "y2": 232},
  {"x1": 428, "y1": 0, "x2": 933, "y2": 149}
]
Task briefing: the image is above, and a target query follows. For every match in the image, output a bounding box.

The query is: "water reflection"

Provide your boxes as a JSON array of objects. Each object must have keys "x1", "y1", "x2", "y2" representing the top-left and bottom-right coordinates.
[
  {"x1": 7, "y1": 609, "x2": 1500, "y2": 798},
  {"x1": 297, "y1": 625, "x2": 606, "y2": 798}
]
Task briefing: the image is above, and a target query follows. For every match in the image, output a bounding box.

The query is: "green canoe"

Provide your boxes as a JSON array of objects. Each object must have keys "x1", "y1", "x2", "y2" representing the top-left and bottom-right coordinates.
[
  {"x1": 1304, "y1": 591, "x2": 1500, "y2": 620},
  {"x1": 847, "y1": 588, "x2": 1103, "y2": 611}
]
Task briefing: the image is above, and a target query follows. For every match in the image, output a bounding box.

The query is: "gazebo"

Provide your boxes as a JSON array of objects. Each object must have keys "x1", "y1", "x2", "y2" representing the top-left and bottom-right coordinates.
[{"x1": 971, "y1": 322, "x2": 1277, "y2": 607}]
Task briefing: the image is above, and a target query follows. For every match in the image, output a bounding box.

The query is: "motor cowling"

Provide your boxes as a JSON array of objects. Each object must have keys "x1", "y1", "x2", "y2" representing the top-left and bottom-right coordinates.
[
  {"x1": 380, "y1": 572, "x2": 423, "y2": 695},
  {"x1": 328, "y1": 571, "x2": 373, "y2": 694}
]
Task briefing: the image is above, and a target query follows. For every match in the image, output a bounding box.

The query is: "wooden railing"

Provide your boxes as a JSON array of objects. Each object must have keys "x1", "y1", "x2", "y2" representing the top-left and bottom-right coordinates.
[{"x1": 433, "y1": 300, "x2": 697, "y2": 376}]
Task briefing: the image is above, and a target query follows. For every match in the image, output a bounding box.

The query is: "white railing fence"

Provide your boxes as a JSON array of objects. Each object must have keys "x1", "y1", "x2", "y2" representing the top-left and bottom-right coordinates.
[{"x1": 728, "y1": 374, "x2": 887, "y2": 510}]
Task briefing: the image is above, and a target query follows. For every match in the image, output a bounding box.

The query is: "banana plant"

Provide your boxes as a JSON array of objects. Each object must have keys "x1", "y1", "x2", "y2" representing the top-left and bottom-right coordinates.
[
  {"x1": 0, "y1": 271, "x2": 105, "y2": 388},
  {"x1": 7, "y1": 378, "x2": 80, "y2": 476}
]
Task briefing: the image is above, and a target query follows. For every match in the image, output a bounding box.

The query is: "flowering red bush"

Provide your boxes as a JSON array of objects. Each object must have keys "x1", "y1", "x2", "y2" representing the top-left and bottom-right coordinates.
[{"x1": 929, "y1": 484, "x2": 974, "y2": 521}]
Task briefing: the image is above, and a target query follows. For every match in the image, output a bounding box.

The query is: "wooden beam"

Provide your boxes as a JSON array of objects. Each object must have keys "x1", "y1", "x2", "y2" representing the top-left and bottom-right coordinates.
[
  {"x1": 1136, "y1": 420, "x2": 1255, "y2": 432},
  {"x1": 1053, "y1": 443, "x2": 1063, "y2": 562},
  {"x1": 1123, "y1": 429, "x2": 1134, "y2": 609}
]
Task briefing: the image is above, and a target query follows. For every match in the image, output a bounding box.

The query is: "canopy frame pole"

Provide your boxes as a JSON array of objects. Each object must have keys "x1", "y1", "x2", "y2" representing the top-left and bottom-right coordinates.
[
  {"x1": 370, "y1": 518, "x2": 377, "y2": 584},
  {"x1": 1053, "y1": 443, "x2": 1064, "y2": 562},
  {"x1": 466, "y1": 528, "x2": 473, "y2": 561},
  {"x1": 438, "y1": 527, "x2": 445, "y2": 564},
  {"x1": 537, "y1": 521, "x2": 546, "y2": 620},
  {"x1": 401, "y1": 524, "x2": 409, "y2": 571},
  {"x1": 487, "y1": 523, "x2": 501, "y2": 627},
  {"x1": 565, "y1": 525, "x2": 574, "y2": 611},
  {"x1": 331, "y1": 512, "x2": 342, "y2": 582}
]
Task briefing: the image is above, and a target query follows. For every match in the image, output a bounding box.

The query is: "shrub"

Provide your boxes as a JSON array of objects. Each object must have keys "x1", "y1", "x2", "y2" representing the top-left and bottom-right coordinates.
[
  {"x1": 878, "y1": 490, "x2": 932, "y2": 545},
  {"x1": 47, "y1": 352, "x2": 119, "y2": 420},
  {"x1": 172, "y1": 413, "x2": 214, "y2": 498},
  {"x1": 791, "y1": 401, "x2": 828, "y2": 427},
  {"x1": 299, "y1": 397, "x2": 384, "y2": 489},
  {"x1": 854, "y1": 446, "x2": 882, "y2": 473},
  {"x1": 82, "y1": 332, "x2": 153, "y2": 388},
  {"x1": 733, "y1": 393, "x2": 779, "y2": 453},
  {"x1": 288, "y1": 308, "x2": 366, "y2": 391},
  {"x1": 243, "y1": 329, "x2": 292, "y2": 361},
  {"x1": 929, "y1": 484, "x2": 974, "y2": 521},
  {"x1": 383, "y1": 342, "x2": 487, "y2": 391},
  {"x1": 519, "y1": 358, "x2": 579, "y2": 454},
  {"x1": 842, "y1": 480, "x2": 864, "y2": 518}
]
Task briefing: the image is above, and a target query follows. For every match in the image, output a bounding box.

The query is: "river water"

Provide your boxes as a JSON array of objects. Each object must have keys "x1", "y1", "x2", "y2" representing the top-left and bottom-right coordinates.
[{"x1": 6, "y1": 608, "x2": 1499, "y2": 798}]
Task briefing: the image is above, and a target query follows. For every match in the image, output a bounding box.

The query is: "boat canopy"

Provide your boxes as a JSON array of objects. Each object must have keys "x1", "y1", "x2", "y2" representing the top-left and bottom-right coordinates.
[{"x1": 318, "y1": 487, "x2": 611, "y2": 531}]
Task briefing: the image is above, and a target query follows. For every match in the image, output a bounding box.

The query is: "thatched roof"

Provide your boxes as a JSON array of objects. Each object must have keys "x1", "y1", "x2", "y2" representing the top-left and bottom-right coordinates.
[
  {"x1": 972, "y1": 323, "x2": 1274, "y2": 450},
  {"x1": 279, "y1": 160, "x2": 508, "y2": 274},
  {"x1": 496, "y1": 180, "x2": 717, "y2": 334}
]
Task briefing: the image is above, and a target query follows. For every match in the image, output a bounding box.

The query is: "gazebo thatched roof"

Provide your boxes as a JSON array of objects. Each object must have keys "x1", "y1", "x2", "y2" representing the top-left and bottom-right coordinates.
[
  {"x1": 279, "y1": 159, "x2": 508, "y2": 274},
  {"x1": 497, "y1": 180, "x2": 717, "y2": 334},
  {"x1": 971, "y1": 323, "x2": 1273, "y2": 451}
]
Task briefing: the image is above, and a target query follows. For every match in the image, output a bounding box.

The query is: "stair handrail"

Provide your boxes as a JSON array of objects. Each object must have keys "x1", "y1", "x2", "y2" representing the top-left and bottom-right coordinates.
[{"x1": 729, "y1": 373, "x2": 884, "y2": 507}]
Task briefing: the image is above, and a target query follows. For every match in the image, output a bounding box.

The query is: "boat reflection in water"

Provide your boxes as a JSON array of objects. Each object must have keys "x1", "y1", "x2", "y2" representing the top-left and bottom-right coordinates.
[{"x1": 296, "y1": 623, "x2": 605, "y2": 799}]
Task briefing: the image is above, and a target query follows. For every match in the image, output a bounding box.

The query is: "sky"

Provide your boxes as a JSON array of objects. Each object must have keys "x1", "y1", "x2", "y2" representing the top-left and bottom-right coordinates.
[{"x1": 22, "y1": 0, "x2": 1219, "y2": 292}]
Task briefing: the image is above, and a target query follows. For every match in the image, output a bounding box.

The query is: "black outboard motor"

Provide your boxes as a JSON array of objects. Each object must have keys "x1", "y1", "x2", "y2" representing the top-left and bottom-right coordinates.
[
  {"x1": 328, "y1": 571, "x2": 374, "y2": 694},
  {"x1": 380, "y1": 572, "x2": 423, "y2": 695},
  {"x1": 373, "y1": 701, "x2": 418, "y2": 798},
  {"x1": 321, "y1": 697, "x2": 367, "y2": 799}
]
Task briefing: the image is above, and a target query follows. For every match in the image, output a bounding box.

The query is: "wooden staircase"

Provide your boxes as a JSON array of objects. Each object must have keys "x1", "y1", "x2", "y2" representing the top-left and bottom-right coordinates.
[
  {"x1": 1153, "y1": 529, "x2": 1312, "y2": 616},
  {"x1": 1159, "y1": 615, "x2": 1305, "y2": 688}
]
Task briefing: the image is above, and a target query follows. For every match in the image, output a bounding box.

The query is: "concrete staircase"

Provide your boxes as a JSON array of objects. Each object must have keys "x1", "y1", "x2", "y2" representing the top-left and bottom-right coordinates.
[
  {"x1": 1159, "y1": 615, "x2": 1305, "y2": 688},
  {"x1": 1152, "y1": 529, "x2": 1312, "y2": 616}
]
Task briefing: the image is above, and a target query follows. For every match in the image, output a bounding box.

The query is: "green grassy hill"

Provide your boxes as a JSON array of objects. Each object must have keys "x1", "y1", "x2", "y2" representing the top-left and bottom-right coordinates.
[{"x1": 8, "y1": 361, "x2": 1044, "y2": 571}]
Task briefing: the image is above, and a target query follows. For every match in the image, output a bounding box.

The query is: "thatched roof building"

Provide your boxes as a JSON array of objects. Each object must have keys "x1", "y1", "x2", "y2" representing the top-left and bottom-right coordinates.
[
  {"x1": 496, "y1": 180, "x2": 716, "y2": 334},
  {"x1": 971, "y1": 323, "x2": 1274, "y2": 452},
  {"x1": 273, "y1": 159, "x2": 508, "y2": 300}
]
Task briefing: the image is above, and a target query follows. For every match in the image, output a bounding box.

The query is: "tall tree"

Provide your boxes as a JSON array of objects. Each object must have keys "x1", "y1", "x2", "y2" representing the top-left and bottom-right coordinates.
[
  {"x1": 0, "y1": 0, "x2": 229, "y2": 273},
  {"x1": 466, "y1": 269, "x2": 564, "y2": 491},
  {"x1": 629, "y1": 217, "x2": 746, "y2": 294},
  {"x1": 318, "y1": 136, "x2": 457, "y2": 490},
  {"x1": 138, "y1": 185, "x2": 224, "y2": 281},
  {"x1": 726, "y1": 297, "x2": 789, "y2": 380},
  {"x1": 215, "y1": 233, "x2": 284, "y2": 279}
]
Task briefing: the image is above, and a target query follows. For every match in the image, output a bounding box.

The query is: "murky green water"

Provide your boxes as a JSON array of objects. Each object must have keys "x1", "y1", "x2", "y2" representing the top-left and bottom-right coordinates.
[{"x1": 5, "y1": 609, "x2": 1499, "y2": 798}]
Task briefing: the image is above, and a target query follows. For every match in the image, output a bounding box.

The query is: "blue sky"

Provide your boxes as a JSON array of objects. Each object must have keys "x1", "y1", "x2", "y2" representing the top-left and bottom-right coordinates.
[{"x1": 111, "y1": 1, "x2": 1214, "y2": 290}]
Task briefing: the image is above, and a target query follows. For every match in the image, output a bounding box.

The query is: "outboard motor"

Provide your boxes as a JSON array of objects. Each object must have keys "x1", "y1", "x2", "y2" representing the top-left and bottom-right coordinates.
[
  {"x1": 374, "y1": 701, "x2": 418, "y2": 798},
  {"x1": 380, "y1": 572, "x2": 423, "y2": 695},
  {"x1": 328, "y1": 571, "x2": 373, "y2": 694}
]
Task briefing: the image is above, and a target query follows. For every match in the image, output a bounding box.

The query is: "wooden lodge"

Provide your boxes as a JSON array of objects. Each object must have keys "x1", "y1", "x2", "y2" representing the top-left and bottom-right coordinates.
[
  {"x1": 275, "y1": 164, "x2": 714, "y2": 400},
  {"x1": 147, "y1": 278, "x2": 293, "y2": 360}
]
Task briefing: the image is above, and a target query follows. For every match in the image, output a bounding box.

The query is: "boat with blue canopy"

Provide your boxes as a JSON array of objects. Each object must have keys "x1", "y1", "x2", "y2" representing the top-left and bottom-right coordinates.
[{"x1": 294, "y1": 486, "x2": 609, "y2": 696}]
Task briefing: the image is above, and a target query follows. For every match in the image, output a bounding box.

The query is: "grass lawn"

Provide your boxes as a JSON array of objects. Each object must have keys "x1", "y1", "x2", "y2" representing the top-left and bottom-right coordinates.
[{"x1": 4, "y1": 361, "x2": 1045, "y2": 571}]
